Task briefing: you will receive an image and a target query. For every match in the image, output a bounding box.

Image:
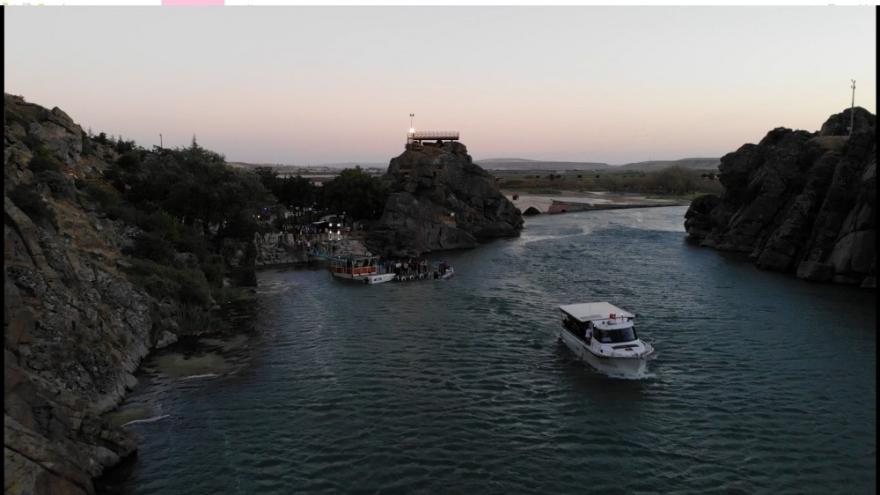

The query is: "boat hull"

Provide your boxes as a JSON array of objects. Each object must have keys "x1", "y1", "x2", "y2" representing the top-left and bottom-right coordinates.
[
  {"x1": 559, "y1": 329, "x2": 649, "y2": 378},
  {"x1": 331, "y1": 272, "x2": 395, "y2": 285},
  {"x1": 365, "y1": 273, "x2": 396, "y2": 284}
]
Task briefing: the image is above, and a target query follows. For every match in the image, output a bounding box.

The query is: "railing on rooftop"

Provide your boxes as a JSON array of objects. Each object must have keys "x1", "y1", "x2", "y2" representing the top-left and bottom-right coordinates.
[{"x1": 407, "y1": 130, "x2": 459, "y2": 142}]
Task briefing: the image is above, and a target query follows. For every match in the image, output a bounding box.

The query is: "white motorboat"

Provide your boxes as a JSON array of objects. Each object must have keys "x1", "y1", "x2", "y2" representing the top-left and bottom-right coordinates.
[{"x1": 558, "y1": 302, "x2": 654, "y2": 377}]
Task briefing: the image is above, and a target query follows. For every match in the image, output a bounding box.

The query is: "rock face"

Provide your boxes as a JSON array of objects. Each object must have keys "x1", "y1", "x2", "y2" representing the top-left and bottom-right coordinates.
[
  {"x1": 3, "y1": 94, "x2": 181, "y2": 494},
  {"x1": 684, "y1": 107, "x2": 876, "y2": 288},
  {"x1": 253, "y1": 232, "x2": 309, "y2": 267},
  {"x1": 367, "y1": 142, "x2": 523, "y2": 256}
]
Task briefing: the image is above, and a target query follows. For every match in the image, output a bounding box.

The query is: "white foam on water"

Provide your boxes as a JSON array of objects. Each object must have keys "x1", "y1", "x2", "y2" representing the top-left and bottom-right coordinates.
[
  {"x1": 122, "y1": 414, "x2": 170, "y2": 427},
  {"x1": 519, "y1": 226, "x2": 591, "y2": 245},
  {"x1": 179, "y1": 373, "x2": 220, "y2": 381},
  {"x1": 601, "y1": 369, "x2": 657, "y2": 380}
]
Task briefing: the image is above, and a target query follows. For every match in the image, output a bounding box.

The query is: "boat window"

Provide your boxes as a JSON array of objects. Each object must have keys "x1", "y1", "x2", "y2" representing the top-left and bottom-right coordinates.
[{"x1": 594, "y1": 327, "x2": 638, "y2": 343}]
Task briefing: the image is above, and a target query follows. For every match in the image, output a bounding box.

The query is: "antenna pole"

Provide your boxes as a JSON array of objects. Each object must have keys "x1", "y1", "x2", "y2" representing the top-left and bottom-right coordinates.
[{"x1": 849, "y1": 79, "x2": 856, "y2": 136}]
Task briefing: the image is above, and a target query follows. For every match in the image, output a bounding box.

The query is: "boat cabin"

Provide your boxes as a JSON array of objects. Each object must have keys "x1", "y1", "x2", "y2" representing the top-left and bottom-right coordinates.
[
  {"x1": 330, "y1": 256, "x2": 379, "y2": 277},
  {"x1": 559, "y1": 302, "x2": 639, "y2": 344}
]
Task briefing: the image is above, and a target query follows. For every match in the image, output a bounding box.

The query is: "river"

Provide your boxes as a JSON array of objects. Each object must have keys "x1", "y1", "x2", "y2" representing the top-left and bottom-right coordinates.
[{"x1": 111, "y1": 206, "x2": 876, "y2": 494}]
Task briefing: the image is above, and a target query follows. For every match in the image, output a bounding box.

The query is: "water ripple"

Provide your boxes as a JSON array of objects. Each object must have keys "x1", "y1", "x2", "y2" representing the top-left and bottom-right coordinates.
[{"x1": 116, "y1": 207, "x2": 875, "y2": 494}]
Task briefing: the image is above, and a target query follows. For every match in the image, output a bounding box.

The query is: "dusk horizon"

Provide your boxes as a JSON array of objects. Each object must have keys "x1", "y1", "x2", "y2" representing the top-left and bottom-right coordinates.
[
  {"x1": 5, "y1": 6, "x2": 875, "y2": 165},
  {"x1": 4, "y1": 4, "x2": 876, "y2": 495}
]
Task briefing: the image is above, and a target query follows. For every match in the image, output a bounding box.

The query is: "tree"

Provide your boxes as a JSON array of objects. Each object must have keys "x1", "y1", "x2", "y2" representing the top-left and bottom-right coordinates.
[{"x1": 319, "y1": 167, "x2": 388, "y2": 220}]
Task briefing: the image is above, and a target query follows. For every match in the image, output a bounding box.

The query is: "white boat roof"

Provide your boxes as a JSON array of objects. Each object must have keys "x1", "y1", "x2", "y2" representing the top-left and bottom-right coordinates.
[{"x1": 558, "y1": 302, "x2": 634, "y2": 323}]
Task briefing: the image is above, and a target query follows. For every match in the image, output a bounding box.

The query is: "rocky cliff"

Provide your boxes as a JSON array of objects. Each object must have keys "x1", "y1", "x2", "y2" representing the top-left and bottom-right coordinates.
[
  {"x1": 253, "y1": 232, "x2": 310, "y2": 267},
  {"x1": 684, "y1": 107, "x2": 876, "y2": 288},
  {"x1": 367, "y1": 141, "x2": 523, "y2": 256},
  {"x1": 3, "y1": 94, "x2": 230, "y2": 494}
]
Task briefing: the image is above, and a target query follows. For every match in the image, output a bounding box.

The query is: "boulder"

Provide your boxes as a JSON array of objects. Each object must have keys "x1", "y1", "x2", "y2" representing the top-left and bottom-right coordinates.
[
  {"x1": 367, "y1": 141, "x2": 523, "y2": 256},
  {"x1": 684, "y1": 108, "x2": 876, "y2": 287},
  {"x1": 819, "y1": 106, "x2": 875, "y2": 136}
]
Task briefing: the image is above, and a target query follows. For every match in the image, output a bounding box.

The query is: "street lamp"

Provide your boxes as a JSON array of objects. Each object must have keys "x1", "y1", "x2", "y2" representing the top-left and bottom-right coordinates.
[{"x1": 849, "y1": 79, "x2": 856, "y2": 136}]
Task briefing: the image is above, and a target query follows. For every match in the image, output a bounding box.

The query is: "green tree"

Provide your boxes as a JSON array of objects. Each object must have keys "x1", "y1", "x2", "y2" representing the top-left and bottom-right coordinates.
[{"x1": 319, "y1": 167, "x2": 388, "y2": 220}]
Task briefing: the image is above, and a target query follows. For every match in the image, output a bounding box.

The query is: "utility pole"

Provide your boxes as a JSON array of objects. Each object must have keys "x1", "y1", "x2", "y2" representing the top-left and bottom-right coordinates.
[
  {"x1": 159, "y1": 133, "x2": 163, "y2": 148},
  {"x1": 849, "y1": 79, "x2": 856, "y2": 136}
]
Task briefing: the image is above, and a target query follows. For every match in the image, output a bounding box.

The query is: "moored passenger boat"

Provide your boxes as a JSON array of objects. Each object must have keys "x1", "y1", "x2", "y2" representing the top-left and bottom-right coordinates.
[
  {"x1": 557, "y1": 302, "x2": 654, "y2": 377},
  {"x1": 329, "y1": 256, "x2": 396, "y2": 284}
]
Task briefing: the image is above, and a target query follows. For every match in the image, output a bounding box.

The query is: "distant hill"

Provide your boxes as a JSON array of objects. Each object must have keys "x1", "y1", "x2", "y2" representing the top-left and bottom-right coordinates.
[
  {"x1": 476, "y1": 157, "x2": 719, "y2": 172},
  {"x1": 229, "y1": 157, "x2": 720, "y2": 174},
  {"x1": 476, "y1": 159, "x2": 611, "y2": 171},
  {"x1": 228, "y1": 161, "x2": 385, "y2": 170},
  {"x1": 228, "y1": 162, "x2": 385, "y2": 175},
  {"x1": 618, "y1": 158, "x2": 720, "y2": 172},
  {"x1": 478, "y1": 157, "x2": 539, "y2": 163}
]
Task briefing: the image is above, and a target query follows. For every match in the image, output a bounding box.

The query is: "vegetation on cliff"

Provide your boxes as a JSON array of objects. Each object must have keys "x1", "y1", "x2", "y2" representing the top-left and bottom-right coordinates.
[
  {"x1": 254, "y1": 165, "x2": 389, "y2": 223},
  {"x1": 3, "y1": 94, "x2": 272, "y2": 495}
]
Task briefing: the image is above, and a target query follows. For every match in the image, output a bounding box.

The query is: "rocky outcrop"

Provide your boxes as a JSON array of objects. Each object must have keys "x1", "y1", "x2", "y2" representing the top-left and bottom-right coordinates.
[
  {"x1": 685, "y1": 107, "x2": 876, "y2": 288},
  {"x1": 3, "y1": 94, "x2": 182, "y2": 494},
  {"x1": 253, "y1": 232, "x2": 310, "y2": 267},
  {"x1": 367, "y1": 142, "x2": 523, "y2": 256}
]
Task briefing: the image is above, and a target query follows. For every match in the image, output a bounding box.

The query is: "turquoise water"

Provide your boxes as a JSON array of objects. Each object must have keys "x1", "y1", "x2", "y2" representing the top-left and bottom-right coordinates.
[{"x1": 114, "y1": 207, "x2": 876, "y2": 494}]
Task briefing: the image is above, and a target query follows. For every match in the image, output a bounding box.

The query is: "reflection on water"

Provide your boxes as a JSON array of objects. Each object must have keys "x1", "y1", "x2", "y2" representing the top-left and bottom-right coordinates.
[{"x1": 114, "y1": 206, "x2": 876, "y2": 494}]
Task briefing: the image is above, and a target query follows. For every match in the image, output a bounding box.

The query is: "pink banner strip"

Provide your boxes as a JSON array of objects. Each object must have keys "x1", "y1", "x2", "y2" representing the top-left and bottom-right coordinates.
[{"x1": 162, "y1": 0, "x2": 224, "y2": 5}]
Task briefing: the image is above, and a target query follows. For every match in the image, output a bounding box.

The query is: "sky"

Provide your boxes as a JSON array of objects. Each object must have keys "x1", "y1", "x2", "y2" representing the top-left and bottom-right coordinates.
[{"x1": 4, "y1": 6, "x2": 876, "y2": 165}]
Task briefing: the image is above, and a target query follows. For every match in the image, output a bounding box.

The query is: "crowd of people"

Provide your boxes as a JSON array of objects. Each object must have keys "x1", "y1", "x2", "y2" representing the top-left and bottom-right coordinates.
[{"x1": 379, "y1": 258, "x2": 452, "y2": 281}]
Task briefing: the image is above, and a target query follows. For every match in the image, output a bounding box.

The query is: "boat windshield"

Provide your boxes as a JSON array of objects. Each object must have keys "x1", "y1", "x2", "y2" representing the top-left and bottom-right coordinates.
[{"x1": 594, "y1": 326, "x2": 638, "y2": 343}]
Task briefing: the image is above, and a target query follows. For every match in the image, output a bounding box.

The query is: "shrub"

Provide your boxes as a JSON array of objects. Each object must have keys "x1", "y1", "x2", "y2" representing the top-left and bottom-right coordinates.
[
  {"x1": 116, "y1": 151, "x2": 142, "y2": 172},
  {"x1": 82, "y1": 133, "x2": 95, "y2": 156},
  {"x1": 79, "y1": 180, "x2": 122, "y2": 209},
  {"x1": 105, "y1": 203, "x2": 140, "y2": 224},
  {"x1": 200, "y1": 254, "x2": 226, "y2": 287},
  {"x1": 114, "y1": 138, "x2": 137, "y2": 154},
  {"x1": 137, "y1": 211, "x2": 181, "y2": 243},
  {"x1": 37, "y1": 170, "x2": 75, "y2": 199},
  {"x1": 123, "y1": 258, "x2": 213, "y2": 306},
  {"x1": 173, "y1": 229, "x2": 209, "y2": 260},
  {"x1": 9, "y1": 184, "x2": 55, "y2": 226},
  {"x1": 141, "y1": 273, "x2": 180, "y2": 301},
  {"x1": 22, "y1": 133, "x2": 43, "y2": 150},
  {"x1": 29, "y1": 149, "x2": 64, "y2": 174},
  {"x1": 127, "y1": 232, "x2": 176, "y2": 264}
]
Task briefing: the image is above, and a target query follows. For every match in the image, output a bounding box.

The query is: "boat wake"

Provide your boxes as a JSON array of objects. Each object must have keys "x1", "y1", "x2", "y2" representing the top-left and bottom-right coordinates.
[
  {"x1": 122, "y1": 414, "x2": 170, "y2": 427},
  {"x1": 519, "y1": 227, "x2": 590, "y2": 245},
  {"x1": 180, "y1": 373, "x2": 220, "y2": 381},
  {"x1": 599, "y1": 369, "x2": 657, "y2": 381}
]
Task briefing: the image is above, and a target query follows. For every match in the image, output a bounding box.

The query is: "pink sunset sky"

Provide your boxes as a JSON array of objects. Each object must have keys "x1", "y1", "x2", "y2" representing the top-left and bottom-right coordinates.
[{"x1": 4, "y1": 6, "x2": 876, "y2": 166}]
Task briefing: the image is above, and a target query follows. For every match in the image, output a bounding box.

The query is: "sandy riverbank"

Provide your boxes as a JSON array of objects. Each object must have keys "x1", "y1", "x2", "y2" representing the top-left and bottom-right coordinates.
[{"x1": 503, "y1": 190, "x2": 684, "y2": 213}]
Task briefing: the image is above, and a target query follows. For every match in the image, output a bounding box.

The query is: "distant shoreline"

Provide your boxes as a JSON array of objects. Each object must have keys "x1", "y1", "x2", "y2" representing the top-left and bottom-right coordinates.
[{"x1": 504, "y1": 191, "x2": 687, "y2": 214}]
